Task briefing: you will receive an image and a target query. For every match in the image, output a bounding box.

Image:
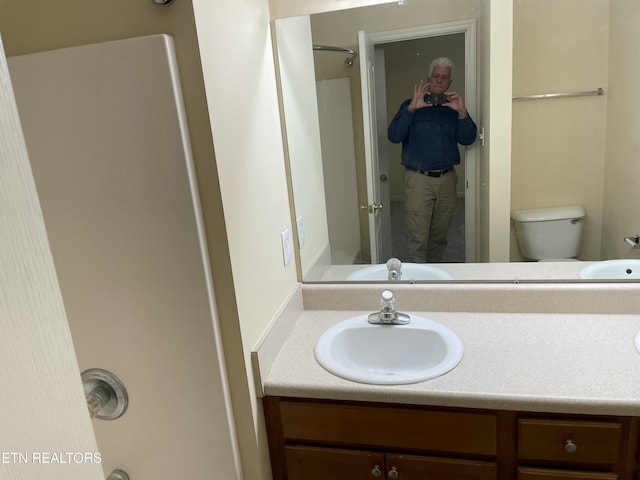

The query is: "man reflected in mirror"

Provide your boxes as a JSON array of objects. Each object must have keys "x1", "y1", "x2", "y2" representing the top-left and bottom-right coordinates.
[{"x1": 388, "y1": 57, "x2": 477, "y2": 263}]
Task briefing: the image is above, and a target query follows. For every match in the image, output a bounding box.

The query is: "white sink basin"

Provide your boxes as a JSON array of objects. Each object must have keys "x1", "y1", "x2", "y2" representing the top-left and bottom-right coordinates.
[
  {"x1": 579, "y1": 260, "x2": 640, "y2": 279},
  {"x1": 345, "y1": 263, "x2": 453, "y2": 281},
  {"x1": 314, "y1": 314, "x2": 463, "y2": 385}
]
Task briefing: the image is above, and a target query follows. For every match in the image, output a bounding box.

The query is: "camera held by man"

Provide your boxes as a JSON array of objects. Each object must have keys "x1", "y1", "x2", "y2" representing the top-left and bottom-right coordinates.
[{"x1": 423, "y1": 92, "x2": 450, "y2": 105}]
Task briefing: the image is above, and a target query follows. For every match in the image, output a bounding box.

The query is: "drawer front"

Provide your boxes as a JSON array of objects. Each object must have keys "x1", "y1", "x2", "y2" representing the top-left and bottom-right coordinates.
[
  {"x1": 518, "y1": 418, "x2": 622, "y2": 465},
  {"x1": 518, "y1": 466, "x2": 618, "y2": 479},
  {"x1": 279, "y1": 400, "x2": 497, "y2": 456}
]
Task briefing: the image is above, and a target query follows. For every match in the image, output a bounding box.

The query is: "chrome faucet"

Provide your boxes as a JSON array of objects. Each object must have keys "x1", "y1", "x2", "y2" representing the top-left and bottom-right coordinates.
[
  {"x1": 368, "y1": 290, "x2": 410, "y2": 325},
  {"x1": 386, "y1": 257, "x2": 402, "y2": 280},
  {"x1": 624, "y1": 234, "x2": 640, "y2": 248}
]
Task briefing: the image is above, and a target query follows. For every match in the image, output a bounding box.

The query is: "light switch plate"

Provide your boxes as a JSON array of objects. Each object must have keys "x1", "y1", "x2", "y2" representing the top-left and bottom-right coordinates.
[
  {"x1": 296, "y1": 216, "x2": 305, "y2": 248},
  {"x1": 281, "y1": 228, "x2": 292, "y2": 266}
]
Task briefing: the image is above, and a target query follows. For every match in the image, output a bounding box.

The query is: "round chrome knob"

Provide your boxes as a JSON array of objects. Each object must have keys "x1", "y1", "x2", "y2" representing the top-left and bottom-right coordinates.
[
  {"x1": 371, "y1": 465, "x2": 382, "y2": 478},
  {"x1": 388, "y1": 466, "x2": 399, "y2": 479},
  {"x1": 360, "y1": 203, "x2": 384, "y2": 214},
  {"x1": 565, "y1": 439, "x2": 578, "y2": 454}
]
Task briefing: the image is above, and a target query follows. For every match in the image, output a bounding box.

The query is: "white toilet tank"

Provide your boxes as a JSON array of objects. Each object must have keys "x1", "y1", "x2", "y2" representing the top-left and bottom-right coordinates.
[{"x1": 511, "y1": 205, "x2": 585, "y2": 260}]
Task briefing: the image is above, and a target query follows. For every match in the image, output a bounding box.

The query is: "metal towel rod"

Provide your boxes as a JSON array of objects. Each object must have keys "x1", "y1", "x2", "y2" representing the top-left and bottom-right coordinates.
[
  {"x1": 312, "y1": 44, "x2": 358, "y2": 67},
  {"x1": 513, "y1": 87, "x2": 604, "y2": 101}
]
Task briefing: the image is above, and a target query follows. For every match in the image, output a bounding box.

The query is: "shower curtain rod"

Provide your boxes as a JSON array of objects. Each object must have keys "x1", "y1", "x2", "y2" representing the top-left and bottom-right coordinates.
[{"x1": 313, "y1": 44, "x2": 358, "y2": 67}]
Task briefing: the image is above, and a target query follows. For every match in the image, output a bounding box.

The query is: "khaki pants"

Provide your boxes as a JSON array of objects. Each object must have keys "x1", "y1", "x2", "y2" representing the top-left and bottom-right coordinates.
[{"x1": 403, "y1": 168, "x2": 458, "y2": 263}]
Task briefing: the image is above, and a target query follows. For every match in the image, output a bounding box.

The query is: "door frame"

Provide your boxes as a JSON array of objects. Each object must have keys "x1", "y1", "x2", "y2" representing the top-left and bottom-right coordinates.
[{"x1": 360, "y1": 19, "x2": 478, "y2": 263}]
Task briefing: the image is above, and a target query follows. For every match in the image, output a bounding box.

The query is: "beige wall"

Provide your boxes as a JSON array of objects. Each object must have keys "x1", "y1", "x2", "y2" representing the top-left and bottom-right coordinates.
[
  {"x1": 275, "y1": 15, "x2": 331, "y2": 277},
  {"x1": 190, "y1": 1, "x2": 298, "y2": 476},
  {"x1": 482, "y1": 0, "x2": 512, "y2": 262},
  {"x1": 511, "y1": 0, "x2": 609, "y2": 261},
  {"x1": 602, "y1": 0, "x2": 640, "y2": 260}
]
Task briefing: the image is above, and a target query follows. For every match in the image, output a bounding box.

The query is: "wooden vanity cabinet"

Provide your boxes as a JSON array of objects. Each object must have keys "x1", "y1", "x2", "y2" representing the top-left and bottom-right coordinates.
[
  {"x1": 264, "y1": 397, "x2": 640, "y2": 480},
  {"x1": 264, "y1": 397, "x2": 499, "y2": 479}
]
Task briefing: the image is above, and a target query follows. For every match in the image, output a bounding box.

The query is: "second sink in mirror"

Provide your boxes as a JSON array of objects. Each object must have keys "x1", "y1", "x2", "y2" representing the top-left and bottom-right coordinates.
[{"x1": 579, "y1": 260, "x2": 640, "y2": 279}]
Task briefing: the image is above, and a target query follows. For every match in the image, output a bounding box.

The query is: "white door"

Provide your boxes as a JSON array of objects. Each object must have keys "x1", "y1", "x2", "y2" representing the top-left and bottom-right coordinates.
[
  {"x1": 358, "y1": 30, "x2": 384, "y2": 264},
  {"x1": 374, "y1": 47, "x2": 393, "y2": 261},
  {"x1": 0, "y1": 38, "x2": 104, "y2": 480}
]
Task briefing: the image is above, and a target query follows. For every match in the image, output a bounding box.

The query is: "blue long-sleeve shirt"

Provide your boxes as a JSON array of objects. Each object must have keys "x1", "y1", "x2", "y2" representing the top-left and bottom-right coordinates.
[{"x1": 387, "y1": 99, "x2": 477, "y2": 171}]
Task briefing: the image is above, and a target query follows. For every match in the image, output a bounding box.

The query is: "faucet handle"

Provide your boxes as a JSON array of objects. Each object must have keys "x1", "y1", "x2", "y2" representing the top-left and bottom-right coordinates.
[
  {"x1": 386, "y1": 258, "x2": 402, "y2": 280},
  {"x1": 380, "y1": 289, "x2": 395, "y2": 312},
  {"x1": 386, "y1": 257, "x2": 402, "y2": 271},
  {"x1": 368, "y1": 289, "x2": 410, "y2": 325}
]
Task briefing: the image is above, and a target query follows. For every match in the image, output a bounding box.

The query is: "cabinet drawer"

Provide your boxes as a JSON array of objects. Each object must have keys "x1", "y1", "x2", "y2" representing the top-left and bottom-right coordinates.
[
  {"x1": 518, "y1": 466, "x2": 618, "y2": 479},
  {"x1": 279, "y1": 400, "x2": 496, "y2": 456},
  {"x1": 518, "y1": 418, "x2": 622, "y2": 465}
]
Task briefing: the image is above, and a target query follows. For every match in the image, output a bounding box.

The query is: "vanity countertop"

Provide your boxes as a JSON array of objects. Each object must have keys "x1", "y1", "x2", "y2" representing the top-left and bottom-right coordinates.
[{"x1": 261, "y1": 308, "x2": 640, "y2": 416}]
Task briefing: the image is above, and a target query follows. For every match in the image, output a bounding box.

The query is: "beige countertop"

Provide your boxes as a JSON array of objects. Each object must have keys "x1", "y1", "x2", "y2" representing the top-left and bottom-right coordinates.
[{"x1": 260, "y1": 305, "x2": 640, "y2": 416}]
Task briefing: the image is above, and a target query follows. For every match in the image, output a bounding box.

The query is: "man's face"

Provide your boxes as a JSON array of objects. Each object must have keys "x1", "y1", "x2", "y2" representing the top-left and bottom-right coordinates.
[{"x1": 427, "y1": 66, "x2": 452, "y2": 93}]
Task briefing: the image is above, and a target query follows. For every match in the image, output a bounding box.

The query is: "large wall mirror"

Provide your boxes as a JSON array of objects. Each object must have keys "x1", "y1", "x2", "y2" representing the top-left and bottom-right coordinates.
[{"x1": 274, "y1": 0, "x2": 640, "y2": 283}]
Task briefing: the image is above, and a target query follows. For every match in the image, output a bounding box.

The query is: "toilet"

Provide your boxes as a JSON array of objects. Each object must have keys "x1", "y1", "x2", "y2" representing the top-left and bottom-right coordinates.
[{"x1": 511, "y1": 205, "x2": 585, "y2": 261}]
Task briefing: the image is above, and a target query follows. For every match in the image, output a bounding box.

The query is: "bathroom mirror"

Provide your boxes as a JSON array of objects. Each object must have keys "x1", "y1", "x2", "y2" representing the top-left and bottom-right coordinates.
[{"x1": 275, "y1": 0, "x2": 640, "y2": 283}]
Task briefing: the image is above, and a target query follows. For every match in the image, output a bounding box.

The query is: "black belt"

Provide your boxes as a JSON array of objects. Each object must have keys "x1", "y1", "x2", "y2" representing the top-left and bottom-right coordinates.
[{"x1": 405, "y1": 166, "x2": 453, "y2": 177}]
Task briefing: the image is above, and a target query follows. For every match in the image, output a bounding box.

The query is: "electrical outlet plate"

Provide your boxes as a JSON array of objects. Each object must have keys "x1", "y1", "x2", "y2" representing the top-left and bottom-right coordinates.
[
  {"x1": 296, "y1": 216, "x2": 305, "y2": 248},
  {"x1": 281, "y1": 229, "x2": 292, "y2": 266}
]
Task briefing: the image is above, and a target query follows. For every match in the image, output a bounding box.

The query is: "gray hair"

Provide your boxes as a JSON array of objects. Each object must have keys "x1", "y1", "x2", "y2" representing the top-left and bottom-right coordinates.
[{"x1": 429, "y1": 57, "x2": 455, "y2": 78}]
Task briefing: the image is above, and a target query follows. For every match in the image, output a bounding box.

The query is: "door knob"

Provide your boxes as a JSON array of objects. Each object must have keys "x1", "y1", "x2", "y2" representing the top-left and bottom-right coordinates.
[
  {"x1": 370, "y1": 465, "x2": 382, "y2": 478},
  {"x1": 379, "y1": 173, "x2": 389, "y2": 182},
  {"x1": 388, "y1": 466, "x2": 399, "y2": 479},
  {"x1": 360, "y1": 203, "x2": 383, "y2": 214}
]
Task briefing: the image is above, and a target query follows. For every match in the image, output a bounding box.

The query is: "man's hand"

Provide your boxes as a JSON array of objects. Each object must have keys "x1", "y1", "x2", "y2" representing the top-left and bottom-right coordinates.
[
  {"x1": 407, "y1": 80, "x2": 429, "y2": 112},
  {"x1": 443, "y1": 91, "x2": 468, "y2": 118}
]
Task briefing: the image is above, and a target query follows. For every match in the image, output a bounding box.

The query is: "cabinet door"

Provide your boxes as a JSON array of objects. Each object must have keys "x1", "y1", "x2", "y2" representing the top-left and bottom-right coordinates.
[
  {"x1": 285, "y1": 445, "x2": 385, "y2": 480},
  {"x1": 385, "y1": 453, "x2": 497, "y2": 480}
]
